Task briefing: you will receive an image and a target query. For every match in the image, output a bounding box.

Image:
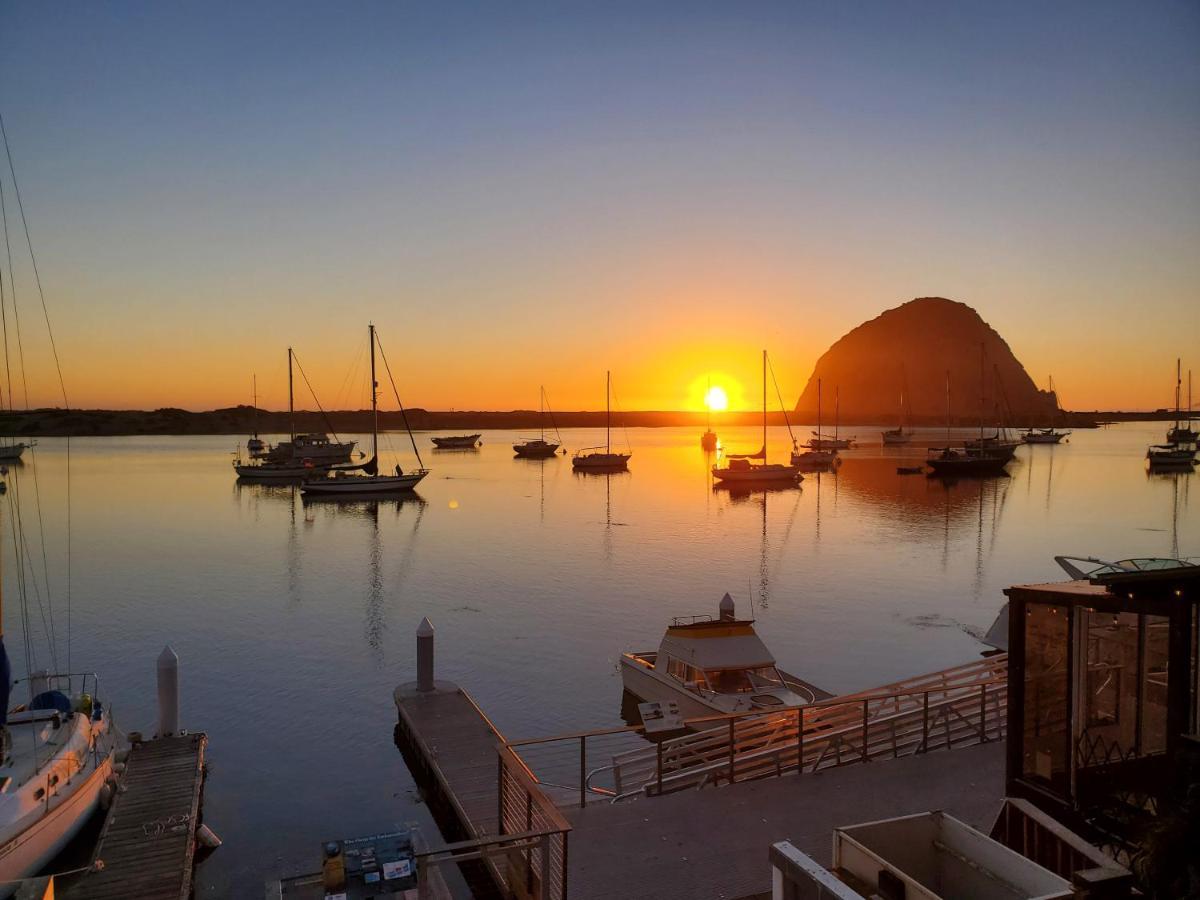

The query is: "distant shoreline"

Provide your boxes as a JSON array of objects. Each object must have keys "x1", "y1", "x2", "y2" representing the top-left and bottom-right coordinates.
[{"x1": 0, "y1": 406, "x2": 1182, "y2": 438}]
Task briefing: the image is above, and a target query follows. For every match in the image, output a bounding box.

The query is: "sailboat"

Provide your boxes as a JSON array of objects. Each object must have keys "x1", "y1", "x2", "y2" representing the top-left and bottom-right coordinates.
[
  {"x1": 713, "y1": 351, "x2": 801, "y2": 484},
  {"x1": 791, "y1": 378, "x2": 838, "y2": 468},
  {"x1": 926, "y1": 367, "x2": 1010, "y2": 477},
  {"x1": 881, "y1": 367, "x2": 913, "y2": 445},
  {"x1": 0, "y1": 120, "x2": 118, "y2": 892},
  {"x1": 700, "y1": 377, "x2": 718, "y2": 451},
  {"x1": 808, "y1": 386, "x2": 855, "y2": 450},
  {"x1": 247, "y1": 374, "x2": 267, "y2": 457},
  {"x1": 302, "y1": 325, "x2": 428, "y2": 495},
  {"x1": 572, "y1": 371, "x2": 631, "y2": 470},
  {"x1": 1021, "y1": 375, "x2": 1070, "y2": 444},
  {"x1": 1166, "y1": 362, "x2": 1197, "y2": 445},
  {"x1": 514, "y1": 386, "x2": 563, "y2": 458}
]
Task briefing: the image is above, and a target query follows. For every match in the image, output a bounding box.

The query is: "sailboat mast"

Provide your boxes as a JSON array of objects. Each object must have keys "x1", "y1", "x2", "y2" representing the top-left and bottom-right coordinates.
[
  {"x1": 540, "y1": 386, "x2": 545, "y2": 442},
  {"x1": 1176, "y1": 358, "x2": 1182, "y2": 428},
  {"x1": 606, "y1": 370, "x2": 611, "y2": 454},
  {"x1": 369, "y1": 324, "x2": 378, "y2": 462},
  {"x1": 945, "y1": 371, "x2": 951, "y2": 444},
  {"x1": 979, "y1": 342, "x2": 986, "y2": 440},
  {"x1": 762, "y1": 350, "x2": 767, "y2": 457},
  {"x1": 817, "y1": 378, "x2": 822, "y2": 437},
  {"x1": 288, "y1": 348, "x2": 295, "y2": 442},
  {"x1": 834, "y1": 386, "x2": 840, "y2": 442},
  {"x1": 252, "y1": 374, "x2": 259, "y2": 439}
]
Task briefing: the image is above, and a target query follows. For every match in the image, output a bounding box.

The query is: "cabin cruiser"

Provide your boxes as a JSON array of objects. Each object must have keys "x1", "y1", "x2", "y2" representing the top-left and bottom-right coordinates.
[
  {"x1": 621, "y1": 594, "x2": 824, "y2": 720},
  {"x1": 267, "y1": 432, "x2": 355, "y2": 464}
]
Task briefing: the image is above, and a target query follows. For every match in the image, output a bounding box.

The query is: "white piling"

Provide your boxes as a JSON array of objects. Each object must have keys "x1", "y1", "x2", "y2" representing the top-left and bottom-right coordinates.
[
  {"x1": 417, "y1": 617, "x2": 435, "y2": 692},
  {"x1": 157, "y1": 645, "x2": 180, "y2": 737}
]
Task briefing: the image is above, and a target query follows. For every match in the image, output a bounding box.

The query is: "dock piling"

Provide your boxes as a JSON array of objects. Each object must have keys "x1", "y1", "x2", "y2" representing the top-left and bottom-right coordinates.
[
  {"x1": 417, "y1": 617, "x2": 435, "y2": 692},
  {"x1": 157, "y1": 644, "x2": 179, "y2": 737}
]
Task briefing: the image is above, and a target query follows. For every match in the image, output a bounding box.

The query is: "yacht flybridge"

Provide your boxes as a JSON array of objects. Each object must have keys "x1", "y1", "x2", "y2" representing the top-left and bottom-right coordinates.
[{"x1": 621, "y1": 593, "x2": 825, "y2": 719}]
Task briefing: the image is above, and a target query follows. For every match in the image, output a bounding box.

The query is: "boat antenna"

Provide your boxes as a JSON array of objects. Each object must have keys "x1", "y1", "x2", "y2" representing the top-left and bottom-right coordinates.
[{"x1": 374, "y1": 333, "x2": 426, "y2": 470}]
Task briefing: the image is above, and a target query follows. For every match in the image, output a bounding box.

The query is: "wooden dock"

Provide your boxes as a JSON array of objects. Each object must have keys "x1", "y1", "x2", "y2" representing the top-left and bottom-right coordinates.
[{"x1": 64, "y1": 733, "x2": 207, "y2": 900}]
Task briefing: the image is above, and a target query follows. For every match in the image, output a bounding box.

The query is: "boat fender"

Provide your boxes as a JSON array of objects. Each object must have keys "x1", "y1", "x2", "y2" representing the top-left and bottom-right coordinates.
[
  {"x1": 197, "y1": 823, "x2": 222, "y2": 850},
  {"x1": 99, "y1": 783, "x2": 114, "y2": 810}
]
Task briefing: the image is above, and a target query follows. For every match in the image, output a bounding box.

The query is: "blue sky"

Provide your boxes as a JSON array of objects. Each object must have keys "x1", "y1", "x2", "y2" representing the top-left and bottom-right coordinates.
[{"x1": 1, "y1": 2, "x2": 1197, "y2": 410}]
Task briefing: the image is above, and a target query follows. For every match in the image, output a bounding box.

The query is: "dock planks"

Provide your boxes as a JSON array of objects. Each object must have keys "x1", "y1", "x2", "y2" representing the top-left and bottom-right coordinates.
[
  {"x1": 65, "y1": 733, "x2": 207, "y2": 900},
  {"x1": 394, "y1": 683, "x2": 504, "y2": 841}
]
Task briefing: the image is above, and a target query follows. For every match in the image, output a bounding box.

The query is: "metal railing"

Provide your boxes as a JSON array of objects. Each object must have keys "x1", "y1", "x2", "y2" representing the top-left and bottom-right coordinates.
[
  {"x1": 494, "y1": 742, "x2": 571, "y2": 899},
  {"x1": 502, "y1": 655, "x2": 1008, "y2": 806}
]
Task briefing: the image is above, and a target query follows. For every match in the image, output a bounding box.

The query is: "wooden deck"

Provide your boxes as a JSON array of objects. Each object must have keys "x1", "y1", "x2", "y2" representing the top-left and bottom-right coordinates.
[
  {"x1": 393, "y1": 681, "x2": 505, "y2": 841},
  {"x1": 64, "y1": 733, "x2": 207, "y2": 900}
]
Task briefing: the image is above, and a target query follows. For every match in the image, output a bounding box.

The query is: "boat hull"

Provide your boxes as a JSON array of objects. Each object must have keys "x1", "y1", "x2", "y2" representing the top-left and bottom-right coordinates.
[
  {"x1": 712, "y1": 463, "x2": 801, "y2": 483},
  {"x1": 926, "y1": 456, "x2": 1010, "y2": 477},
  {"x1": 301, "y1": 472, "x2": 428, "y2": 494},
  {"x1": 1022, "y1": 431, "x2": 1067, "y2": 444},
  {"x1": 881, "y1": 431, "x2": 912, "y2": 445},
  {"x1": 572, "y1": 453, "x2": 630, "y2": 470},
  {"x1": 513, "y1": 442, "x2": 560, "y2": 458},
  {"x1": 619, "y1": 658, "x2": 732, "y2": 721},
  {"x1": 0, "y1": 444, "x2": 29, "y2": 461},
  {"x1": 234, "y1": 462, "x2": 328, "y2": 479},
  {"x1": 431, "y1": 435, "x2": 481, "y2": 449}
]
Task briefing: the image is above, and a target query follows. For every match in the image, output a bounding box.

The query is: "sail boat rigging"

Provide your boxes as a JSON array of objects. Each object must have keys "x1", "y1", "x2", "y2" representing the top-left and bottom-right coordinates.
[
  {"x1": 1021, "y1": 374, "x2": 1071, "y2": 444},
  {"x1": 712, "y1": 351, "x2": 801, "y2": 484},
  {"x1": 572, "y1": 371, "x2": 631, "y2": 470},
  {"x1": 246, "y1": 374, "x2": 267, "y2": 457},
  {"x1": 1166, "y1": 360, "x2": 1197, "y2": 445},
  {"x1": 809, "y1": 386, "x2": 855, "y2": 449},
  {"x1": 882, "y1": 365, "x2": 913, "y2": 445},
  {"x1": 926, "y1": 355, "x2": 1010, "y2": 477},
  {"x1": 700, "y1": 376, "x2": 718, "y2": 451},
  {"x1": 792, "y1": 377, "x2": 838, "y2": 468},
  {"x1": 302, "y1": 324, "x2": 428, "y2": 495},
  {"x1": 514, "y1": 386, "x2": 564, "y2": 458}
]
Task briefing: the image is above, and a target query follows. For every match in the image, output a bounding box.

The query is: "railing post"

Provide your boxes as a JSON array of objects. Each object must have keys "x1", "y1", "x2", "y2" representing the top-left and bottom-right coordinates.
[
  {"x1": 728, "y1": 718, "x2": 736, "y2": 784},
  {"x1": 540, "y1": 832, "x2": 551, "y2": 899},
  {"x1": 861, "y1": 699, "x2": 869, "y2": 763},
  {"x1": 525, "y1": 790, "x2": 534, "y2": 895},
  {"x1": 921, "y1": 691, "x2": 930, "y2": 752},
  {"x1": 979, "y1": 683, "x2": 987, "y2": 741},
  {"x1": 579, "y1": 735, "x2": 586, "y2": 809},
  {"x1": 656, "y1": 739, "x2": 663, "y2": 796},
  {"x1": 796, "y1": 707, "x2": 804, "y2": 775},
  {"x1": 497, "y1": 752, "x2": 505, "y2": 835}
]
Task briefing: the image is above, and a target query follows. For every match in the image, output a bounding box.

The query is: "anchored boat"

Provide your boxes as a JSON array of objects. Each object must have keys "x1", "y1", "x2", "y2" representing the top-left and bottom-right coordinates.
[
  {"x1": 302, "y1": 325, "x2": 428, "y2": 496},
  {"x1": 713, "y1": 351, "x2": 801, "y2": 485},
  {"x1": 431, "y1": 434, "x2": 481, "y2": 449},
  {"x1": 792, "y1": 378, "x2": 839, "y2": 470},
  {"x1": 621, "y1": 593, "x2": 825, "y2": 719},
  {"x1": 881, "y1": 366, "x2": 913, "y2": 445},
  {"x1": 514, "y1": 386, "x2": 563, "y2": 458},
  {"x1": 573, "y1": 371, "x2": 631, "y2": 471}
]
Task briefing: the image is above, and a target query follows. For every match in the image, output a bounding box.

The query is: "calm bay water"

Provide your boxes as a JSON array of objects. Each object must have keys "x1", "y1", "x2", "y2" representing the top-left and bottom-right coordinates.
[{"x1": 1, "y1": 422, "x2": 1195, "y2": 895}]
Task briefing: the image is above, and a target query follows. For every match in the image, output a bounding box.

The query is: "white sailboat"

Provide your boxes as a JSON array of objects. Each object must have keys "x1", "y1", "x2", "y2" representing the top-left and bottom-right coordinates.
[
  {"x1": 302, "y1": 325, "x2": 428, "y2": 496},
  {"x1": 572, "y1": 371, "x2": 630, "y2": 470},
  {"x1": 0, "y1": 119, "x2": 117, "y2": 894},
  {"x1": 247, "y1": 374, "x2": 266, "y2": 457},
  {"x1": 881, "y1": 366, "x2": 913, "y2": 445},
  {"x1": 713, "y1": 351, "x2": 801, "y2": 484}
]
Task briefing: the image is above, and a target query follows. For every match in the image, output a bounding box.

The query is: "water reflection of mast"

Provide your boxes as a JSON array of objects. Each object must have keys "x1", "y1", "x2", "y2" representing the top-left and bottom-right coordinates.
[
  {"x1": 365, "y1": 501, "x2": 384, "y2": 660},
  {"x1": 758, "y1": 493, "x2": 768, "y2": 610}
]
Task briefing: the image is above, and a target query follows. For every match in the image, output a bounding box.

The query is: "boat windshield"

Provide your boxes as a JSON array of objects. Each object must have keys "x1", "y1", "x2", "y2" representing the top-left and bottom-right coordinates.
[{"x1": 705, "y1": 667, "x2": 784, "y2": 694}]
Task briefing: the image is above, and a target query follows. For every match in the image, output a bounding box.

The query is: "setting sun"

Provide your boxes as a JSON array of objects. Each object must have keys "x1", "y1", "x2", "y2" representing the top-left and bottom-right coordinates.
[{"x1": 704, "y1": 385, "x2": 729, "y2": 412}]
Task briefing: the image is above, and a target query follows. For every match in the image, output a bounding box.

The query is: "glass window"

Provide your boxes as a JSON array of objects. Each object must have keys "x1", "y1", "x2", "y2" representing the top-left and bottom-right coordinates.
[
  {"x1": 704, "y1": 667, "x2": 782, "y2": 693},
  {"x1": 1022, "y1": 603, "x2": 1070, "y2": 788},
  {"x1": 1141, "y1": 614, "x2": 1170, "y2": 756},
  {"x1": 1079, "y1": 610, "x2": 1139, "y2": 768}
]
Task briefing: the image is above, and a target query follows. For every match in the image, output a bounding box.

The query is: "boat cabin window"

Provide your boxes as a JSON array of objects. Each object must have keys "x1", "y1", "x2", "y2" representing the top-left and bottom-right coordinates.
[
  {"x1": 665, "y1": 657, "x2": 707, "y2": 690},
  {"x1": 705, "y1": 667, "x2": 784, "y2": 694}
]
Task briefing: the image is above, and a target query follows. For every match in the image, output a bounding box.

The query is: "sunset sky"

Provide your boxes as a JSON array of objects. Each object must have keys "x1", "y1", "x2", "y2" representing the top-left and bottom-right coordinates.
[{"x1": 0, "y1": 2, "x2": 1197, "y2": 412}]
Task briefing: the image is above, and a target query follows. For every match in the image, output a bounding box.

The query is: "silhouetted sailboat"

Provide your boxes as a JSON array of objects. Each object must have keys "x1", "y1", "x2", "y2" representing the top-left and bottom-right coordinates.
[
  {"x1": 247, "y1": 374, "x2": 267, "y2": 457},
  {"x1": 809, "y1": 386, "x2": 855, "y2": 450},
  {"x1": 514, "y1": 386, "x2": 563, "y2": 458},
  {"x1": 791, "y1": 378, "x2": 838, "y2": 468},
  {"x1": 882, "y1": 366, "x2": 913, "y2": 445},
  {"x1": 573, "y1": 371, "x2": 631, "y2": 470},
  {"x1": 700, "y1": 377, "x2": 718, "y2": 451},
  {"x1": 302, "y1": 325, "x2": 428, "y2": 495},
  {"x1": 713, "y1": 351, "x2": 801, "y2": 484},
  {"x1": 1021, "y1": 375, "x2": 1070, "y2": 444},
  {"x1": 926, "y1": 370, "x2": 1010, "y2": 477},
  {"x1": 1166, "y1": 361, "x2": 1197, "y2": 445}
]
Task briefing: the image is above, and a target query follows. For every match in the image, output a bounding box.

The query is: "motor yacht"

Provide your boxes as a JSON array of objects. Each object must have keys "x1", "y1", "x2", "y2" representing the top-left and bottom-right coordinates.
[{"x1": 620, "y1": 593, "x2": 825, "y2": 720}]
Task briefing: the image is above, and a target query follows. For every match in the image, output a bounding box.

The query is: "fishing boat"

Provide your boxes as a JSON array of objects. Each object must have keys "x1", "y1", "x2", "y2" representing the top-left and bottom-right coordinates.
[
  {"x1": 247, "y1": 374, "x2": 267, "y2": 457},
  {"x1": 573, "y1": 371, "x2": 631, "y2": 470},
  {"x1": 514, "y1": 387, "x2": 562, "y2": 458},
  {"x1": 620, "y1": 593, "x2": 825, "y2": 719},
  {"x1": 713, "y1": 352, "x2": 801, "y2": 484},
  {"x1": 431, "y1": 434, "x2": 481, "y2": 449},
  {"x1": 1021, "y1": 375, "x2": 1070, "y2": 444},
  {"x1": 881, "y1": 367, "x2": 913, "y2": 445},
  {"x1": 926, "y1": 369, "x2": 1010, "y2": 477},
  {"x1": 235, "y1": 349, "x2": 345, "y2": 478},
  {"x1": 700, "y1": 377, "x2": 718, "y2": 451},
  {"x1": 0, "y1": 129, "x2": 118, "y2": 894},
  {"x1": 1165, "y1": 362, "x2": 1197, "y2": 445},
  {"x1": 0, "y1": 441, "x2": 33, "y2": 462},
  {"x1": 791, "y1": 378, "x2": 838, "y2": 469},
  {"x1": 303, "y1": 325, "x2": 428, "y2": 496},
  {"x1": 809, "y1": 386, "x2": 854, "y2": 450}
]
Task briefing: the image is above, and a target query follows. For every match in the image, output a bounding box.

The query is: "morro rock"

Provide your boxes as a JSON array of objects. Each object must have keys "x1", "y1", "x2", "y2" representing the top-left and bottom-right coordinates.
[{"x1": 794, "y1": 298, "x2": 1057, "y2": 423}]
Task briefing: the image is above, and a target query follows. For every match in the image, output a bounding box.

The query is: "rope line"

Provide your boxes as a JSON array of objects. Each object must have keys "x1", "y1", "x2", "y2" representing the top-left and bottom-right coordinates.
[{"x1": 374, "y1": 334, "x2": 425, "y2": 470}]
